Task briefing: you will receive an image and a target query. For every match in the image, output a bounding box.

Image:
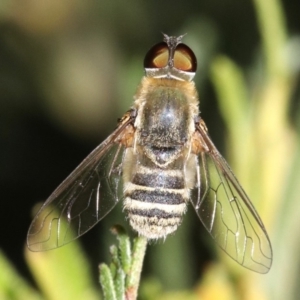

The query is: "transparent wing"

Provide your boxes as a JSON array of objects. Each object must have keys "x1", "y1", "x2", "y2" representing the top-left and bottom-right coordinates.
[
  {"x1": 191, "y1": 122, "x2": 273, "y2": 273},
  {"x1": 27, "y1": 119, "x2": 132, "y2": 251}
]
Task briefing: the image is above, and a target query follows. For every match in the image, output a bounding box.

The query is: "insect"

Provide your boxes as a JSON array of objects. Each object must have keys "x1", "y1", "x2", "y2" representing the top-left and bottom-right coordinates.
[{"x1": 27, "y1": 34, "x2": 272, "y2": 273}]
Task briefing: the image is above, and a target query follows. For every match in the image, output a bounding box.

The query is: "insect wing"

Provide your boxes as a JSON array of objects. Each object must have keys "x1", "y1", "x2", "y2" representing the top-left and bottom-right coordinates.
[
  {"x1": 27, "y1": 123, "x2": 129, "y2": 251},
  {"x1": 191, "y1": 123, "x2": 272, "y2": 273}
]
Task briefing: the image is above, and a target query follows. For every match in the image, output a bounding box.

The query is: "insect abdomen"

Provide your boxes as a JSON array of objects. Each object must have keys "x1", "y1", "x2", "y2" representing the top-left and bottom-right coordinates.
[{"x1": 124, "y1": 166, "x2": 188, "y2": 239}]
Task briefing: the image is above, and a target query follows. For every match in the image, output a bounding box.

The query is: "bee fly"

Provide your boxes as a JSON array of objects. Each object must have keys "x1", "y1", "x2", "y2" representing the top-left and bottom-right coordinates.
[{"x1": 27, "y1": 34, "x2": 272, "y2": 273}]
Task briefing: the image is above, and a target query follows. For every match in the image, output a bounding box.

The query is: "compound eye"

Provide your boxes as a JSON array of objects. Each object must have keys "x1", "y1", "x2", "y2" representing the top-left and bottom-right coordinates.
[
  {"x1": 174, "y1": 44, "x2": 197, "y2": 72},
  {"x1": 144, "y1": 42, "x2": 168, "y2": 69}
]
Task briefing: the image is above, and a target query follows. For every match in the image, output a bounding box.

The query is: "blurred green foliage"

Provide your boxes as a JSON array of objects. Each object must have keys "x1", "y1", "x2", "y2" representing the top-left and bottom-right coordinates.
[{"x1": 1, "y1": 0, "x2": 300, "y2": 299}]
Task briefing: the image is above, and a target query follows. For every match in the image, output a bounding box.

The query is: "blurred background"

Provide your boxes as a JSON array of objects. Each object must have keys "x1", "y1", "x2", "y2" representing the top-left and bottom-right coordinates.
[{"x1": 1, "y1": 0, "x2": 300, "y2": 299}]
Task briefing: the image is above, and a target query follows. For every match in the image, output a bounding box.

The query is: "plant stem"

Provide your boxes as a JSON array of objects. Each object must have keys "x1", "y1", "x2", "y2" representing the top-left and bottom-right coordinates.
[
  {"x1": 125, "y1": 236, "x2": 148, "y2": 300},
  {"x1": 99, "y1": 226, "x2": 148, "y2": 300}
]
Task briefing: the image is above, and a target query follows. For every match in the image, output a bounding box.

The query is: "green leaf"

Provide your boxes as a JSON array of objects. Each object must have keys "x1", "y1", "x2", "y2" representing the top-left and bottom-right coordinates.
[
  {"x1": 111, "y1": 225, "x2": 132, "y2": 274},
  {"x1": 0, "y1": 250, "x2": 42, "y2": 300},
  {"x1": 99, "y1": 264, "x2": 117, "y2": 300},
  {"x1": 25, "y1": 242, "x2": 99, "y2": 300}
]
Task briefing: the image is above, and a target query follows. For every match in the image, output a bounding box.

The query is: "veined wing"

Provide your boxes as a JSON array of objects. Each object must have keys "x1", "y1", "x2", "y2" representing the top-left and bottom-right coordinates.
[
  {"x1": 27, "y1": 115, "x2": 134, "y2": 251},
  {"x1": 191, "y1": 120, "x2": 272, "y2": 273}
]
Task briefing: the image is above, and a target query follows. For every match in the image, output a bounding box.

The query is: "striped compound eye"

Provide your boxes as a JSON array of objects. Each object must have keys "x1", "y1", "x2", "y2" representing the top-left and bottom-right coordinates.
[
  {"x1": 144, "y1": 42, "x2": 197, "y2": 72},
  {"x1": 173, "y1": 44, "x2": 197, "y2": 72},
  {"x1": 144, "y1": 42, "x2": 169, "y2": 69}
]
